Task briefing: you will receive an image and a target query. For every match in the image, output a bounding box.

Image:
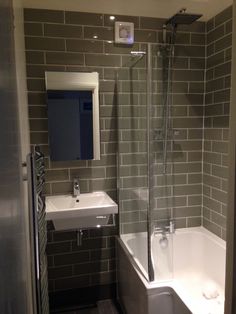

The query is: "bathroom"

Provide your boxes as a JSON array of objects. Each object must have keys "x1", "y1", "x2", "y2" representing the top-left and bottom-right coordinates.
[{"x1": 1, "y1": 0, "x2": 236, "y2": 313}]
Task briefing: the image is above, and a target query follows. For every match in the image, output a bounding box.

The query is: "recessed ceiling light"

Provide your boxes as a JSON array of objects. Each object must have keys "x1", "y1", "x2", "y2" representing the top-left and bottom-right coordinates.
[
  {"x1": 93, "y1": 35, "x2": 98, "y2": 39},
  {"x1": 109, "y1": 15, "x2": 115, "y2": 20}
]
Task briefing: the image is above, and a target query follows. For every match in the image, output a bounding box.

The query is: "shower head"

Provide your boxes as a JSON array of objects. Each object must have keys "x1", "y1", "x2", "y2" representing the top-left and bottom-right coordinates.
[
  {"x1": 162, "y1": 9, "x2": 202, "y2": 45},
  {"x1": 166, "y1": 12, "x2": 202, "y2": 27}
]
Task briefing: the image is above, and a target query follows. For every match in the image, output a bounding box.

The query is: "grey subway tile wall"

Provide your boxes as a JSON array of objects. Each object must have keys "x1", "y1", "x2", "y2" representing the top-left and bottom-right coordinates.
[
  {"x1": 24, "y1": 8, "x2": 120, "y2": 296},
  {"x1": 24, "y1": 5, "x2": 232, "y2": 296},
  {"x1": 203, "y1": 6, "x2": 232, "y2": 240}
]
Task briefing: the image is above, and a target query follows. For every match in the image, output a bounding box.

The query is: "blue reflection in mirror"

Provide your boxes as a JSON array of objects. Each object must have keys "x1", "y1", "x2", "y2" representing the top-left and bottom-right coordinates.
[{"x1": 47, "y1": 90, "x2": 93, "y2": 161}]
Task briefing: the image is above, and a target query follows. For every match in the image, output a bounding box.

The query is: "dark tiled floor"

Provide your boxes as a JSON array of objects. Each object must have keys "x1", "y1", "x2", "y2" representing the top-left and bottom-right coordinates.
[{"x1": 54, "y1": 300, "x2": 120, "y2": 314}]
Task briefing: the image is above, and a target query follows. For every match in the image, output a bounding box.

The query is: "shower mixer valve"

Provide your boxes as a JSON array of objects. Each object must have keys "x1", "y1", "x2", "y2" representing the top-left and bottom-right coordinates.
[{"x1": 153, "y1": 220, "x2": 175, "y2": 236}]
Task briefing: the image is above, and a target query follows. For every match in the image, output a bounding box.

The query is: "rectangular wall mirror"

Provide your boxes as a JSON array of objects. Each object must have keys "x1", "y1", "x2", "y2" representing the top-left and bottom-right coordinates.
[{"x1": 45, "y1": 72, "x2": 100, "y2": 161}]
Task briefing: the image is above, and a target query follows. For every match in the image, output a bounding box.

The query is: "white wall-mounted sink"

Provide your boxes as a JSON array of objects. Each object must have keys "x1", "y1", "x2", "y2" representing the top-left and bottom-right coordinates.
[{"x1": 46, "y1": 191, "x2": 118, "y2": 230}]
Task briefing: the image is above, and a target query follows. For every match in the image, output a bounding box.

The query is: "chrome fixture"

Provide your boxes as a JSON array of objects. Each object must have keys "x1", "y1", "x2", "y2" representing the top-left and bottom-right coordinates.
[
  {"x1": 77, "y1": 229, "x2": 83, "y2": 246},
  {"x1": 73, "y1": 177, "x2": 80, "y2": 197},
  {"x1": 121, "y1": 51, "x2": 147, "y2": 68},
  {"x1": 130, "y1": 51, "x2": 146, "y2": 57},
  {"x1": 159, "y1": 234, "x2": 169, "y2": 249},
  {"x1": 153, "y1": 221, "x2": 175, "y2": 249},
  {"x1": 130, "y1": 51, "x2": 147, "y2": 66},
  {"x1": 159, "y1": 9, "x2": 202, "y2": 174},
  {"x1": 165, "y1": 9, "x2": 202, "y2": 27},
  {"x1": 27, "y1": 146, "x2": 49, "y2": 313},
  {"x1": 154, "y1": 221, "x2": 175, "y2": 236}
]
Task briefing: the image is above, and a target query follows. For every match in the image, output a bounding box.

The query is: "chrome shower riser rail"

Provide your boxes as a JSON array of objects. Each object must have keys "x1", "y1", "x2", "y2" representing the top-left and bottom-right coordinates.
[{"x1": 162, "y1": 37, "x2": 175, "y2": 174}]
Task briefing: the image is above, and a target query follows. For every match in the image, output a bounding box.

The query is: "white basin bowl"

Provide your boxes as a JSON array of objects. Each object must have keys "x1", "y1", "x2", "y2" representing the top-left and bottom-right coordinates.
[{"x1": 46, "y1": 191, "x2": 118, "y2": 230}]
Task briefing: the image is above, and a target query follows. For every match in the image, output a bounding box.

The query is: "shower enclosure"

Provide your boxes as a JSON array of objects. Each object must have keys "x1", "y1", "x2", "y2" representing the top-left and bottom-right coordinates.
[
  {"x1": 118, "y1": 10, "x2": 204, "y2": 283},
  {"x1": 117, "y1": 9, "x2": 228, "y2": 313}
]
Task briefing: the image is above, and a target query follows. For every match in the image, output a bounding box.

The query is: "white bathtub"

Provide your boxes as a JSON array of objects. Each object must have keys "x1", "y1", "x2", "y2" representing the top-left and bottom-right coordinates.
[{"x1": 120, "y1": 227, "x2": 226, "y2": 314}]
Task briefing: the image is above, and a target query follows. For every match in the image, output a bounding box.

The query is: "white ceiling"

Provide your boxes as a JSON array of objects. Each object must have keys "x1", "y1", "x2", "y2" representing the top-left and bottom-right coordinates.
[{"x1": 23, "y1": 0, "x2": 233, "y2": 21}]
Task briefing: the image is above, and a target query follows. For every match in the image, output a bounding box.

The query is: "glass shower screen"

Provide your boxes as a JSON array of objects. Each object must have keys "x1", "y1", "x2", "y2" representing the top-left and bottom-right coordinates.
[
  {"x1": 118, "y1": 45, "x2": 150, "y2": 280},
  {"x1": 118, "y1": 43, "x2": 174, "y2": 283}
]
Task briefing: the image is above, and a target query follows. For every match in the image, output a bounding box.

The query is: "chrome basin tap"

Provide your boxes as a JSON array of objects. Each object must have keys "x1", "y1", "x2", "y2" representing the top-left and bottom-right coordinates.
[{"x1": 73, "y1": 177, "x2": 80, "y2": 197}]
